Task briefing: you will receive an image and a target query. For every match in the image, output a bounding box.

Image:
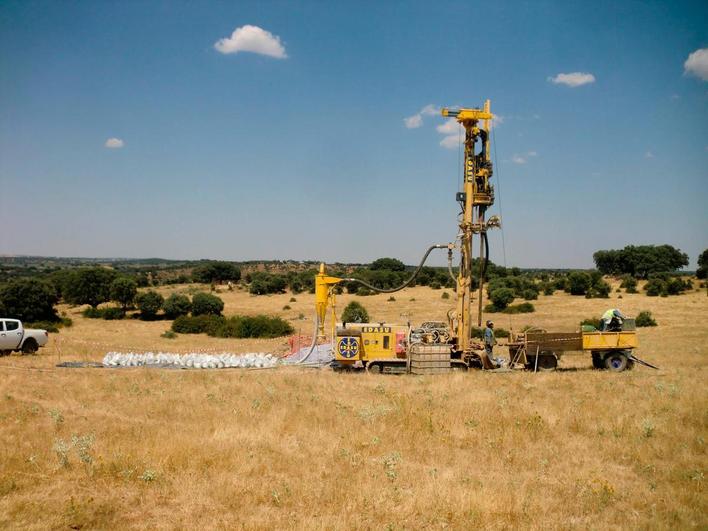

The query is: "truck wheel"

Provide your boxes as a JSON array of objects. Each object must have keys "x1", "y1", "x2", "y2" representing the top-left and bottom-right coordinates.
[
  {"x1": 21, "y1": 339, "x2": 38, "y2": 355},
  {"x1": 604, "y1": 352, "x2": 628, "y2": 372},
  {"x1": 591, "y1": 352, "x2": 604, "y2": 369},
  {"x1": 367, "y1": 363, "x2": 382, "y2": 374}
]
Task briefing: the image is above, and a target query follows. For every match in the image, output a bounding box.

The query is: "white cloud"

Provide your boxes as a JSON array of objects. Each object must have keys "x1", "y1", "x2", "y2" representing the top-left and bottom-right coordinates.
[
  {"x1": 511, "y1": 150, "x2": 538, "y2": 164},
  {"x1": 548, "y1": 72, "x2": 596, "y2": 87},
  {"x1": 404, "y1": 104, "x2": 439, "y2": 129},
  {"x1": 684, "y1": 48, "x2": 708, "y2": 81},
  {"x1": 440, "y1": 134, "x2": 462, "y2": 149},
  {"x1": 645, "y1": 151, "x2": 655, "y2": 159},
  {"x1": 404, "y1": 114, "x2": 423, "y2": 129},
  {"x1": 104, "y1": 138, "x2": 124, "y2": 149},
  {"x1": 214, "y1": 25, "x2": 287, "y2": 59},
  {"x1": 492, "y1": 115, "x2": 504, "y2": 128},
  {"x1": 436, "y1": 118, "x2": 462, "y2": 135}
]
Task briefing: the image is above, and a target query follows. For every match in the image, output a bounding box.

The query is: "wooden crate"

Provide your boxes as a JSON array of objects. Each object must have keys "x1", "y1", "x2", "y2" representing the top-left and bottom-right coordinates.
[{"x1": 409, "y1": 344, "x2": 451, "y2": 375}]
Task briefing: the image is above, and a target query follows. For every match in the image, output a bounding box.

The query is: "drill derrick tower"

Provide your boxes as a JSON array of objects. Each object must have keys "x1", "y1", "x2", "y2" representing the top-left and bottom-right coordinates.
[{"x1": 442, "y1": 100, "x2": 500, "y2": 368}]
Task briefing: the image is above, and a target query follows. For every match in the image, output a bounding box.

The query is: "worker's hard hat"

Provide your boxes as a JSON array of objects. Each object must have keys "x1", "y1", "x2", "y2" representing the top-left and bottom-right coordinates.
[{"x1": 486, "y1": 320, "x2": 493, "y2": 326}]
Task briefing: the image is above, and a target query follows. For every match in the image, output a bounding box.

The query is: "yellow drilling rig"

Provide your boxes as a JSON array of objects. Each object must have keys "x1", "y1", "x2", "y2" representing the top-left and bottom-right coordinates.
[
  {"x1": 302, "y1": 101, "x2": 500, "y2": 373},
  {"x1": 300, "y1": 100, "x2": 652, "y2": 374}
]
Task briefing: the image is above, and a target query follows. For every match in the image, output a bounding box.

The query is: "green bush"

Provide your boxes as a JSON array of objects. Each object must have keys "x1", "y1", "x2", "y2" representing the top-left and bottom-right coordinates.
[
  {"x1": 620, "y1": 275, "x2": 638, "y2": 293},
  {"x1": 441, "y1": 292, "x2": 450, "y2": 299},
  {"x1": 248, "y1": 272, "x2": 288, "y2": 295},
  {"x1": 591, "y1": 279, "x2": 611, "y2": 298},
  {"x1": 645, "y1": 277, "x2": 665, "y2": 296},
  {"x1": 25, "y1": 321, "x2": 60, "y2": 333},
  {"x1": 341, "y1": 301, "x2": 369, "y2": 323},
  {"x1": 503, "y1": 302, "x2": 535, "y2": 314},
  {"x1": 580, "y1": 317, "x2": 601, "y2": 329},
  {"x1": 163, "y1": 293, "x2": 192, "y2": 319},
  {"x1": 171, "y1": 314, "x2": 293, "y2": 338},
  {"x1": 136, "y1": 291, "x2": 164, "y2": 320},
  {"x1": 566, "y1": 271, "x2": 592, "y2": 295},
  {"x1": 110, "y1": 277, "x2": 137, "y2": 310},
  {"x1": 172, "y1": 314, "x2": 225, "y2": 334},
  {"x1": 191, "y1": 292, "x2": 224, "y2": 316},
  {"x1": 102, "y1": 307, "x2": 125, "y2": 320},
  {"x1": 0, "y1": 278, "x2": 58, "y2": 322},
  {"x1": 161, "y1": 330, "x2": 178, "y2": 339},
  {"x1": 82, "y1": 307, "x2": 104, "y2": 318},
  {"x1": 522, "y1": 289, "x2": 538, "y2": 301},
  {"x1": 489, "y1": 288, "x2": 515, "y2": 310},
  {"x1": 635, "y1": 311, "x2": 657, "y2": 327}
]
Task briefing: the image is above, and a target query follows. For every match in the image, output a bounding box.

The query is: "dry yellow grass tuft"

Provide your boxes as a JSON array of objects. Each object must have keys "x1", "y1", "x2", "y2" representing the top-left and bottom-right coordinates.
[{"x1": 1, "y1": 282, "x2": 706, "y2": 528}]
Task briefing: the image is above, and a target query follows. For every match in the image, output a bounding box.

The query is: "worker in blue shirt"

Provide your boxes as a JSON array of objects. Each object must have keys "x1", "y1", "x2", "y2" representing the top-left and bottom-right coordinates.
[{"x1": 484, "y1": 320, "x2": 497, "y2": 362}]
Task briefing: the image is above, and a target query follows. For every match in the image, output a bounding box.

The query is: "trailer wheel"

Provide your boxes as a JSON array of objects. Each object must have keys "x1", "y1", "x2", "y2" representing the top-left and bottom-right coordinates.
[
  {"x1": 604, "y1": 352, "x2": 628, "y2": 372},
  {"x1": 591, "y1": 351, "x2": 605, "y2": 369},
  {"x1": 21, "y1": 339, "x2": 38, "y2": 355},
  {"x1": 537, "y1": 353, "x2": 558, "y2": 371}
]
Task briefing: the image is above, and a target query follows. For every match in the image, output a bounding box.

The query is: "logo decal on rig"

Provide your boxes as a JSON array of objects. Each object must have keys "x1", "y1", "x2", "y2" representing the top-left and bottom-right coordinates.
[{"x1": 337, "y1": 337, "x2": 359, "y2": 358}]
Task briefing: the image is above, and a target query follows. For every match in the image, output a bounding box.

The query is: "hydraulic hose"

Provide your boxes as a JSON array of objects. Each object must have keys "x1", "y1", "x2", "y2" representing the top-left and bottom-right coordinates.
[
  {"x1": 345, "y1": 244, "x2": 449, "y2": 294},
  {"x1": 293, "y1": 313, "x2": 319, "y2": 364},
  {"x1": 481, "y1": 231, "x2": 489, "y2": 281}
]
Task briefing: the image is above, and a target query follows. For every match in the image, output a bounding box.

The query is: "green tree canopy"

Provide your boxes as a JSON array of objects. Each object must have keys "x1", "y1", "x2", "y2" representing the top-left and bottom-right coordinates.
[
  {"x1": 163, "y1": 293, "x2": 192, "y2": 319},
  {"x1": 110, "y1": 277, "x2": 137, "y2": 310},
  {"x1": 135, "y1": 291, "x2": 164, "y2": 320},
  {"x1": 0, "y1": 278, "x2": 58, "y2": 322},
  {"x1": 64, "y1": 267, "x2": 118, "y2": 308},
  {"x1": 697, "y1": 249, "x2": 708, "y2": 280},
  {"x1": 192, "y1": 292, "x2": 224, "y2": 316},
  {"x1": 593, "y1": 245, "x2": 689, "y2": 279},
  {"x1": 192, "y1": 262, "x2": 241, "y2": 283},
  {"x1": 369, "y1": 258, "x2": 406, "y2": 271}
]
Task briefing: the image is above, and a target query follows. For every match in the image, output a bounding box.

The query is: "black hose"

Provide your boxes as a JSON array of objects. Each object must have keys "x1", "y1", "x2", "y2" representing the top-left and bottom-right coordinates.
[
  {"x1": 346, "y1": 244, "x2": 448, "y2": 294},
  {"x1": 481, "y1": 232, "x2": 489, "y2": 281}
]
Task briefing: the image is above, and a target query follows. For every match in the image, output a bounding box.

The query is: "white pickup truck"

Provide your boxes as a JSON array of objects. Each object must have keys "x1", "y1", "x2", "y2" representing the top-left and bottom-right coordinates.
[{"x1": 0, "y1": 319, "x2": 49, "y2": 355}]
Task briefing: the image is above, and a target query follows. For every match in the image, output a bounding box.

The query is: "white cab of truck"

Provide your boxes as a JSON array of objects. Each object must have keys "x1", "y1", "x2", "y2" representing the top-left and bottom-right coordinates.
[{"x1": 0, "y1": 319, "x2": 49, "y2": 355}]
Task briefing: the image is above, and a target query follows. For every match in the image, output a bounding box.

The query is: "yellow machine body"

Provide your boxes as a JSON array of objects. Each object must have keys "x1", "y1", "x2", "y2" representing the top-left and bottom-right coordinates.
[
  {"x1": 334, "y1": 323, "x2": 408, "y2": 366},
  {"x1": 582, "y1": 331, "x2": 639, "y2": 350}
]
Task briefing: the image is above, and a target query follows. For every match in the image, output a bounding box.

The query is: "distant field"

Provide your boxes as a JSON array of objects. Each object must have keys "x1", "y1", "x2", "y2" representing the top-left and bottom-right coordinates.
[{"x1": 1, "y1": 282, "x2": 706, "y2": 529}]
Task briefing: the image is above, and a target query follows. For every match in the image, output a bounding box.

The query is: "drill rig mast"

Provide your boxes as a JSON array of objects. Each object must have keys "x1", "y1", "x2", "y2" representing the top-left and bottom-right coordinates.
[{"x1": 442, "y1": 101, "x2": 500, "y2": 369}]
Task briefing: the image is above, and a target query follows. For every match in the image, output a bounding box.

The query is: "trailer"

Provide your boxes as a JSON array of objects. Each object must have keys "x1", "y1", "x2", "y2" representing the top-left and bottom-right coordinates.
[{"x1": 507, "y1": 320, "x2": 643, "y2": 372}]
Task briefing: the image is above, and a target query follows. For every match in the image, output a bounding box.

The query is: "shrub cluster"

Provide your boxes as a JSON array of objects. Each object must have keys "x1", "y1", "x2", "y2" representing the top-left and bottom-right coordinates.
[
  {"x1": 619, "y1": 275, "x2": 638, "y2": 293},
  {"x1": 644, "y1": 274, "x2": 691, "y2": 297},
  {"x1": 172, "y1": 314, "x2": 293, "y2": 338},
  {"x1": 635, "y1": 310, "x2": 657, "y2": 327},
  {"x1": 341, "y1": 301, "x2": 369, "y2": 323},
  {"x1": 163, "y1": 293, "x2": 192, "y2": 319}
]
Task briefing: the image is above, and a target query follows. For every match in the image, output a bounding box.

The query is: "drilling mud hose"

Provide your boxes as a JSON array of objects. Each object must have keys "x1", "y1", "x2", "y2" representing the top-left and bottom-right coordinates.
[
  {"x1": 346, "y1": 244, "x2": 449, "y2": 294},
  {"x1": 481, "y1": 232, "x2": 489, "y2": 281}
]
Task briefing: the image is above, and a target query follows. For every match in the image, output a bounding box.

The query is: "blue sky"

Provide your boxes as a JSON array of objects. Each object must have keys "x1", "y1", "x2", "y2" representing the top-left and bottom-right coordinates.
[{"x1": 1, "y1": 0, "x2": 706, "y2": 268}]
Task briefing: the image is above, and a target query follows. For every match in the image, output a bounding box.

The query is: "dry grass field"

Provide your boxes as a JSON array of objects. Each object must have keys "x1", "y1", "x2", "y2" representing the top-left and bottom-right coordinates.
[{"x1": 1, "y1": 281, "x2": 706, "y2": 529}]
